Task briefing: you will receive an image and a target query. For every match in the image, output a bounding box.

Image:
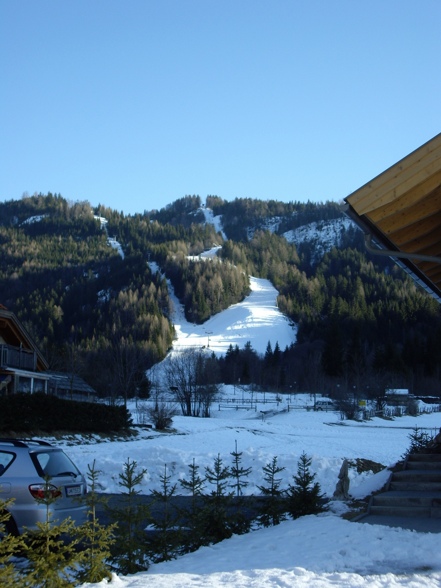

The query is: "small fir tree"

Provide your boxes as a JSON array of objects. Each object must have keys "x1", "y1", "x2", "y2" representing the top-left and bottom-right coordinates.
[
  {"x1": 108, "y1": 458, "x2": 150, "y2": 575},
  {"x1": 148, "y1": 464, "x2": 182, "y2": 562},
  {"x1": 403, "y1": 426, "x2": 432, "y2": 458},
  {"x1": 202, "y1": 454, "x2": 234, "y2": 543},
  {"x1": 257, "y1": 456, "x2": 287, "y2": 527},
  {"x1": 230, "y1": 440, "x2": 252, "y2": 497},
  {"x1": 0, "y1": 500, "x2": 26, "y2": 586},
  {"x1": 229, "y1": 441, "x2": 253, "y2": 534},
  {"x1": 286, "y1": 452, "x2": 326, "y2": 519},
  {"x1": 23, "y1": 477, "x2": 83, "y2": 587},
  {"x1": 75, "y1": 460, "x2": 116, "y2": 584},
  {"x1": 179, "y1": 459, "x2": 206, "y2": 552}
]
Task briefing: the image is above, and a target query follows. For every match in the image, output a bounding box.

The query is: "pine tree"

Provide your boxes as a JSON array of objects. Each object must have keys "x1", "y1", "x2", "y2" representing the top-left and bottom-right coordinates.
[
  {"x1": 286, "y1": 452, "x2": 326, "y2": 519},
  {"x1": 179, "y1": 459, "x2": 206, "y2": 551},
  {"x1": 22, "y1": 477, "x2": 83, "y2": 587},
  {"x1": 230, "y1": 440, "x2": 252, "y2": 498},
  {"x1": 229, "y1": 441, "x2": 253, "y2": 534},
  {"x1": 108, "y1": 458, "x2": 150, "y2": 574},
  {"x1": 256, "y1": 456, "x2": 287, "y2": 527},
  {"x1": 202, "y1": 454, "x2": 234, "y2": 543},
  {"x1": 0, "y1": 500, "x2": 26, "y2": 586},
  {"x1": 75, "y1": 461, "x2": 116, "y2": 584},
  {"x1": 148, "y1": 464, "x2": 182, "y2": 562},
  {"x1": 403, "y1": 426, "x2": 432, "y2": 458}
]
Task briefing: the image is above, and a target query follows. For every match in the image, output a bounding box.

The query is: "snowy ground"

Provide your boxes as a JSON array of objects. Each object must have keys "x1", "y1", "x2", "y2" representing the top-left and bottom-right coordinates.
[
  {"x1": 72, "y1": 403, "x2": 441, "y2": 588},
  {"x1": 73, "y1": 272, "x2": 441, "y2": 587}
]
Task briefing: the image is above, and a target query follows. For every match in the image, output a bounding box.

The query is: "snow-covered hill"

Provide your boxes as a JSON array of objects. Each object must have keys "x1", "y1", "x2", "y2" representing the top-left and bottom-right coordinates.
[
  {"x1": 169, "y1": 275, "x2": 297, "y2": 356},
  {"x1": 283, "y1": 217, "x2": 355, "y2": 259},
  {"x1": 196, "y1": 205, "x2": 357, "y2": 261}
]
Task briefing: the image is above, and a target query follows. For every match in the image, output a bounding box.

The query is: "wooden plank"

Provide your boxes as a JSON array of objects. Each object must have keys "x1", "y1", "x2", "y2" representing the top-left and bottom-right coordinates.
[
  {"x1": 346, "y1": 134, "x2": 441, "y2": 214},
  {"x1": 396, "y1": 225, "x2": 441, "y2": 253},
  {"x1": 365, "y1": 170, "x2": 441, "y2": 223},
  {"x1": 352, "y1": 153, "x2": 441, "y2": 216},
  {"x1": 373, "y1": 189, "x2": 441, "y2": 235},
  {"x1": 346, "y1": 133, "x2": 441, "y2": 206},
  {"x1": 415, "y1": 261, "x2": 441, "y2": 278},
  {"x1": 391, "y1": 212, "x2": 441, "y2": 248}
]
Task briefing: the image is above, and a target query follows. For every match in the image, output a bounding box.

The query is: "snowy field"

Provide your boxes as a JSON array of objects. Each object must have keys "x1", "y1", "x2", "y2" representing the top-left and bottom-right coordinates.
[
  {"x1": 70, "y1": 274, "x2": 441, "y2": 587},
  {"x1": 70, "y1": 399, "x2": 441, "y2": 588}
]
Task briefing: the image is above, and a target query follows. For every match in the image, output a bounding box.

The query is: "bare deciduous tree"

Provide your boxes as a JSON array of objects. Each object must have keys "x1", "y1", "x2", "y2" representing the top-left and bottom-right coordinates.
[{"x1": 164, "y1": 349, "x2": 219, "y2": 417}]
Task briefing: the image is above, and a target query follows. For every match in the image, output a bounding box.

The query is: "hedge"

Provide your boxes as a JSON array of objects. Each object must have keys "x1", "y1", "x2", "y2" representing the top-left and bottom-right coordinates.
[{"x1": 0, "y1": 393, "x2": 132, "y2": 433}]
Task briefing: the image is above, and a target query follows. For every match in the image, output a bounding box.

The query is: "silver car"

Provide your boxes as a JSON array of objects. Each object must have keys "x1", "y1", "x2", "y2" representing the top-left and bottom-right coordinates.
[{"x1": 0, "y1": 438, "x2": 87, "y2": 535}]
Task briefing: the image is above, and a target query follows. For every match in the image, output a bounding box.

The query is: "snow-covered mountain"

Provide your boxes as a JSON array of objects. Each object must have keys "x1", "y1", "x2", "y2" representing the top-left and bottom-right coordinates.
[
  {"x1": 283, "y1": 217, "x2": 355, "y2": 258},
  {"x1": 194, "y1": 205, "x2": 357, "y2": 261}
]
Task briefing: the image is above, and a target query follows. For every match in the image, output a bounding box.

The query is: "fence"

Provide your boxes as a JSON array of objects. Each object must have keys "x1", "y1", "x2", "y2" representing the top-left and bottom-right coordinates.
[{"x1": 218, "y1": 403, "x2": 257, "y2": 411}]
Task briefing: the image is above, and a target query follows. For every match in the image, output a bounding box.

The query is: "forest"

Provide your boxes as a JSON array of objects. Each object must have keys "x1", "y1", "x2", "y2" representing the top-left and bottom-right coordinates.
[{"x1": 0, "y1": 192, "x2": 440, "y2": 400}]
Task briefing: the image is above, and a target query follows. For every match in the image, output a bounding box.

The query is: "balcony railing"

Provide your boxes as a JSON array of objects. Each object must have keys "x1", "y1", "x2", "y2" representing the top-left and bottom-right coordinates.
[{"x1": 0, "y1": 344, "x2": 37, "y2": 371}]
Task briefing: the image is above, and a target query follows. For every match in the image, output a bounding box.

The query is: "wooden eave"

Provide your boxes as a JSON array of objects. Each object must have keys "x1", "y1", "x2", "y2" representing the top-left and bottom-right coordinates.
[{"x1": 344, "y1": 133, "x2": 441, "y2": 302}]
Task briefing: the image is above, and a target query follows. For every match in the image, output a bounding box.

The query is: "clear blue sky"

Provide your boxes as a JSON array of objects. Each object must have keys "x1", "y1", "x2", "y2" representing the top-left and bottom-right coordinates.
[{"x1": 1, "y1": 1, "x2": 440, "y2": 216}]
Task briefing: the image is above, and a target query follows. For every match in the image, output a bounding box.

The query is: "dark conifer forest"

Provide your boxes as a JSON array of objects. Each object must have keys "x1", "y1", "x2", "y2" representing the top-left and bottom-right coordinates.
[{"x1": 1, "y1": 192, "x2": 440, "y2": 399}]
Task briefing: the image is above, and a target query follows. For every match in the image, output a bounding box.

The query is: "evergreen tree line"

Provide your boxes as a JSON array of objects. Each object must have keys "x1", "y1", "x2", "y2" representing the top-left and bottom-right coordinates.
[
  {"x1": 0, "y1": 451, "x2": 324, "y2": 584},
  {"x1": 0, "y1": 194, "x2": 238, "y2": 396},
  {"x1": 244, "y1": 335, "x2": 438, "y2": 397},
  {"x1": 218, "y1": 230, "x2": 441, "y2": 394},
  {"x1": 1, "y1": 193, "x2": 441, "y2": 399}
]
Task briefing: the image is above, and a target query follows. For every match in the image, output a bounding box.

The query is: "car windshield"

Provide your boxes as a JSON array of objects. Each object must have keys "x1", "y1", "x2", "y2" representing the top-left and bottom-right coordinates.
[{"x1": 32, "y1": 450, "x2": 80, "y2": 478}]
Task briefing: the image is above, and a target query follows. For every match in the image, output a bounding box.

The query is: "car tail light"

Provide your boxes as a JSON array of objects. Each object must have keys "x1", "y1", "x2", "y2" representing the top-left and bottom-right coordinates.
[{"x1": 29, "y1": 484, "x2": 62, "y2": 500}]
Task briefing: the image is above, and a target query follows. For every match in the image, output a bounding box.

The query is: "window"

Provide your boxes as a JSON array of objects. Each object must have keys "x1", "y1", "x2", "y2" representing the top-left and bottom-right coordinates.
[
  {"x1": 0, "y1": 451, "x2": 15, "y2": 475},
  {"x1": 32, "y1": 451, "x2": 80, "y2": 478}
]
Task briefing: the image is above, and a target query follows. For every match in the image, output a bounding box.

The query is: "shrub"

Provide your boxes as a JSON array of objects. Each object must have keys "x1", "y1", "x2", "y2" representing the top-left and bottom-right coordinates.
[
  {"x1": 402, "y1": 426, "x2": 433, "y2": 458},
  {"x1": 0, "y1": 393, "x2": 132, "y2": 433},
  {"x1": 147, "y1": 402, "x2": 177, "y2": 430}
]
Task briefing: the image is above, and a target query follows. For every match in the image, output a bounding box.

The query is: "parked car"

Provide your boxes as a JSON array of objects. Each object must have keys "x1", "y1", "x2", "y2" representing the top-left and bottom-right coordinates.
[
  {"x1": 314, "y1": 399, "x2": 336, "y2": 411},
  {"x1": 0, "y1": 438, "x2": 87, "y2": 535}
]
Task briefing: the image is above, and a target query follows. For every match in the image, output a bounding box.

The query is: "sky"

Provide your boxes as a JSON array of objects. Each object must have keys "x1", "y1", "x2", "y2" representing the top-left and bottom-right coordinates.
[{"x1": 1, "y1": 1, "x2": 441, "y2": 216}]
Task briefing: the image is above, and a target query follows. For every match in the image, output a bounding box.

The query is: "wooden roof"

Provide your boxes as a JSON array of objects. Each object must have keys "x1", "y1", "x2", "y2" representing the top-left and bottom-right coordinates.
[{"x1": 343, "y1": 133, "x2": 441, "y2": 302}]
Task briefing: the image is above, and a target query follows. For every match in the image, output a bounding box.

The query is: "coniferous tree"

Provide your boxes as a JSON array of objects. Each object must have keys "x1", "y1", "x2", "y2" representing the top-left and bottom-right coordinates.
[
  {"x1": 0, "y1": 500, "x2": 26, "y2": 586},
  {"x1": 148, "y1": 464, "x2": 182, "y2": 563},
  {"x1": 23, "y1": 477, "x2": 83, "y2": 587},
  {"x1": 179, "y1": 459, "x2": 206, "y2": 552},
  {"x1": 108, "y1": 459, "x2": 150, "y2": 574},
  {"x1": 202, "y1": 454, "x2": 234, "y2": 543},
  {"x1": 229, "y1": 441, "x2": 253, "y2": 534},
  {"x1": 402, "y1": 426, "x2": 433, "y2": 458},
  {"x1": 76, "y1": 461, "x2": 116, "y2": 584},
  {"x1": 256, "y1": 456, "x2": 287, "y2": 527},
  {"x1": 230, "y1": 440, "x2": 252, "y2": 498},
  {"x1": 286, "y1": 452, "x2": 326, "y2": 519}
]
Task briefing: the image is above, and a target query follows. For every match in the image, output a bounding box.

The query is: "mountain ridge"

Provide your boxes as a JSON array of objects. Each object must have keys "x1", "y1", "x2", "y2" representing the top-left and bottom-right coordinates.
[{"x1": 0, "y1": 193, "x2": 440, "y2": 399}]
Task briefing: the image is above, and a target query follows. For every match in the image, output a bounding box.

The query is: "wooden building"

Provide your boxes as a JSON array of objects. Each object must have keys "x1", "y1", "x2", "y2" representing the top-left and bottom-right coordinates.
[
  {"x1": 0, "y1": 305, "x2": 50, "y2": 395},
  {"x1": 343, "y1": 133, "x2": 441, "y2": 303}
]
